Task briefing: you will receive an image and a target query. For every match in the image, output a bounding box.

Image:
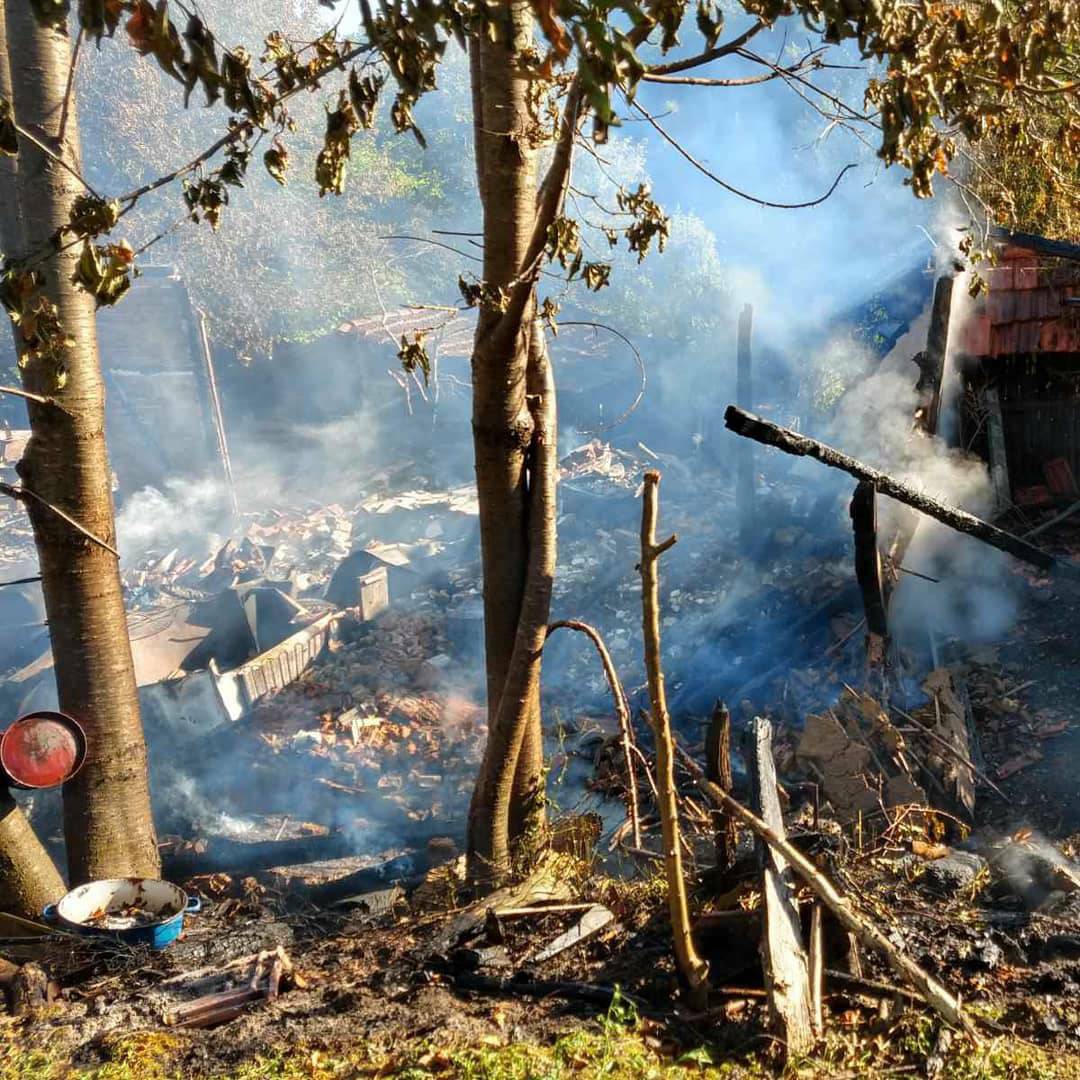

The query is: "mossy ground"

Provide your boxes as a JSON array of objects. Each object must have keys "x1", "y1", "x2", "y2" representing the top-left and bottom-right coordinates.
[{"x1": 4, "y1": 999, "x2": 1079, "y2": 1080}]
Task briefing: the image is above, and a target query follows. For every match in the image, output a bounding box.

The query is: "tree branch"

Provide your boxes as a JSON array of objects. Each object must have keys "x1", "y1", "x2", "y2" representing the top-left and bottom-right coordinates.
[
  {"x1": 546, "y1": 619, "x2": 642, "y2": 848},
  {"x1": 13, "y1": 120, "x2": 101, "y2": 200},
  {"x1": 0, "y1": 385, "x2": 65, "y2": 409},
  {"x1": 645, "y1": 19, "x2": 766, "y2": 76},
  {"x1": 643, "y1": 46, "x2": 826, "y2": 87},
  {"x1": 0, "y1": 483, "x2": 119, "y2": 557},
  {"x1": 57, "y1": 27, "x2": 83, "y2": 146},
  {"x1": 630, "y1": 99, "x2": 856, "y2": 209}
]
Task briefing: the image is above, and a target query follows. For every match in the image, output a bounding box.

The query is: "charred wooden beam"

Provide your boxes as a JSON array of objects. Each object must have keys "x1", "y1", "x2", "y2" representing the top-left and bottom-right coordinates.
[
  {"x1": 850, "y1": 482, "x2": 887, "y2": 638},
  {"x1": 916, "y1": 275, "x2": 955, "y2": 438},
  {"x1": 724, "y1": 406, "x2": 1080, "y2": 581}
]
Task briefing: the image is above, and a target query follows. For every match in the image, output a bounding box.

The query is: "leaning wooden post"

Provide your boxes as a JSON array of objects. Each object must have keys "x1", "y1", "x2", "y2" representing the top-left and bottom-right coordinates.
[
  {"x1": 736, "y1": 304, "x2": 755, "y2": 543},
  {"x1": 639, "y1": 470, "x2": 710, "y2": 1009},
  {"x1": 746, "y1": 717, "x2": 815, "y2": 1059}
]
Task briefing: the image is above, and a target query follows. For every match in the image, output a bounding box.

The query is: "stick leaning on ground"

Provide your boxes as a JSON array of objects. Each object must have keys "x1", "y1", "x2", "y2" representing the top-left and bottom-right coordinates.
[{"x1": 695, "y1": 775, "x2": 980, "y2": 1041}]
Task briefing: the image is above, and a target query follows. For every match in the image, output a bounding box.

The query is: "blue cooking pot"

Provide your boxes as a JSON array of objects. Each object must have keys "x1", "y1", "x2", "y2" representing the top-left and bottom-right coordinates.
[{"x1": 43, "y1": 877, "x2": 200, "y2": 949}]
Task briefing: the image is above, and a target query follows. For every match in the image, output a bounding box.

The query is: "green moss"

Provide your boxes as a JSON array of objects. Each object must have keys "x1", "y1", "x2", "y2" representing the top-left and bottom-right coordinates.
[{"x1": 4, "y1": 1008, "x2": 1080, "y2": 1080}]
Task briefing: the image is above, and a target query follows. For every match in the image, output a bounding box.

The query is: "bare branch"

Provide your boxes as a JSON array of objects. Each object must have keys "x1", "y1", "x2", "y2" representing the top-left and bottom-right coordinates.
[
  {"x1": 557, "y1": 321, "x2": 646, "y2": 434},
  {"x1": 646, "y1": 19, "x2": 766, "y2": 76},
  {"x1": 630, "y1": 99, "x2": 857, "y2": 209},
  {"x1": 0, "y1": 483, "x2": 119, "y2": 557},
  {"x1": 643, "y1": 46, "x2": 827, "y2": 87},
  {"x1": 13, "y1": 120, "x2": 101, "y2": 200},
  {"x1": 57, "y1": 27, "x2": 83, "y2": 146},
  {"x1": 0, "y1": 385, "x2": 64, "y2": 409}
]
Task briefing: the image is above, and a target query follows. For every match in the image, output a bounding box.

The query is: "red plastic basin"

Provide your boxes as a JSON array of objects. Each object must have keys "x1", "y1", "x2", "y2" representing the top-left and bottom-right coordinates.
[{"x1": 0, "y1": 711, "x2": 87, "y2": 789}]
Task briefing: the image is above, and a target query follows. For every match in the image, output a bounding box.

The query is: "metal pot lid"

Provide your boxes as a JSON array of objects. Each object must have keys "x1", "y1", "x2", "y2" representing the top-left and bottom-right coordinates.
[{"x1": 0, "y1": 711, "x2": 87, "y2": 789}]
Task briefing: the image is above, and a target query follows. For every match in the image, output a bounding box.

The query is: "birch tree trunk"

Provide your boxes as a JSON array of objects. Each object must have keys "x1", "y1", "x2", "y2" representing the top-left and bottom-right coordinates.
[{"x1": 4, "y1": 4, "x2": 159, "y2": 883}]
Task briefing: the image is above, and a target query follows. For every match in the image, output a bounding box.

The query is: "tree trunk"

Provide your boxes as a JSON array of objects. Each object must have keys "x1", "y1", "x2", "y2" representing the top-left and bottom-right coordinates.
[
  {"x1": 0, "y1": 791, "x2": 65, "y2": 918},
  {"x1": 0, "y1": 0, "x2": 74, "y2": 918},
  {"x1": 468, "y1": 313, "x2": 557, "y2": 882},
  {"x1": 465, "y1": 4, "x2": 549, "y2": 884},
  {"x1": 0, "y1": 1, "x2": 22, "y2": 254},
  {"x1": 4, "y1": 5, "x2": 159, "y2": 883}
]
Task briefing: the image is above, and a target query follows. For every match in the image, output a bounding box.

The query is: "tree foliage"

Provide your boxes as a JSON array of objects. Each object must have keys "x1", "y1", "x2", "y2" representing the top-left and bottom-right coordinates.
[{"x1": 0, "y1": 0, "x2": 1074, "y2": 356}]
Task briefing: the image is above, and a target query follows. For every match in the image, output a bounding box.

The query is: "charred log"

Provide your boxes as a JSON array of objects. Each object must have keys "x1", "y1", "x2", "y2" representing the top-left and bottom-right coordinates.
[{"x1": 724, "y1": 406, "x2": 1080, "y2": 580}]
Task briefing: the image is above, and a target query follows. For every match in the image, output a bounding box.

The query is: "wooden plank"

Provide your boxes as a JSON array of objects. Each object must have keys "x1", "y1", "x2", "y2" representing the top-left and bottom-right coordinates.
[
  {"x1": 533, "y1": 905, "x2": 616, "y2": 963},
  {"x1": 984, "y1": 388, "x2": 1011, "y2": 512},
  {"x1": 746, "y1": 717, "x2": 814, "y2": 1059}
]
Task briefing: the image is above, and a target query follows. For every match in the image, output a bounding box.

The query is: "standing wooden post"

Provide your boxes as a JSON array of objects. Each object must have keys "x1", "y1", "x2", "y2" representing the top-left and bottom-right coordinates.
[
  {"x1": 745, "y1": 717, "x2": 815, "y2": 1059},
  {"x1": 736, "y1": 304, "x2": 754, "y2": 543},
  {"x1": 705, "y1": 701, "x2": 738, "y2": 873},
  {"x1": 640, "y1": 470, "x2": 710, "y2": 1009},
  {"x1": 916, "y1": 275, "x2": 956, "y2": 440},
  {"x1": 850, "y1": 481, "x2": 888, "y2": 684}
]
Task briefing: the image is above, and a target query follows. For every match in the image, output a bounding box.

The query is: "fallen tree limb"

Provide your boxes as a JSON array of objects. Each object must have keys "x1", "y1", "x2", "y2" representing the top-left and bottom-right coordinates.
[
  {"x1": 546, "y1": 620, "x2": 642, "y2": 848},
  {"x1": 724, "y1": 406, "x2": 1080, "y2": 582},
  {"x1": 695, "y1": 775, "x2": 980, "y2": 1040}
]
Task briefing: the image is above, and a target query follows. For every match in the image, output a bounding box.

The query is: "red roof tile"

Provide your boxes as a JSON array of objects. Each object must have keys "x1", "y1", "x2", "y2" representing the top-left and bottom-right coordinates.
[{"x1": 957, "y1": 247, "x2": 1080, "y2": 358}]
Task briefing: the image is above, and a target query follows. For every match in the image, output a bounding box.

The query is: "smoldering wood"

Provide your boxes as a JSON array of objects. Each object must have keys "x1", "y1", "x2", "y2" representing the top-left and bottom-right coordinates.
[
  {"x1": 916, "y1": 275, "x2": 955, "y2": 438},
  {"x1": 162, "y1": 819, "x2": 454, "y2": 879},
  {"x1": 736, "y1": 303, "x2": 755, "y2": 542},
  {"x1": 454, "y1": 972, "x2": 644, "y2": 1010},
  {"x1": 883, "y1": 275, "x2": 955, "y2": 608},
  {"x1": 724, "y1": 406, "x2": 1080, "y2": 581},
  {"x1": 705, "y1": 701, "x2": 738, "y2": 872},
  {"x1": 850, "y1": 481, "x2": 887, "y2": 637},
  {"x1": 746, "y1": 717, "x2": 815, "y2": 1058},
  {"x1": 922, "y1": 670, "x2": 980, "y2": 820}
]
